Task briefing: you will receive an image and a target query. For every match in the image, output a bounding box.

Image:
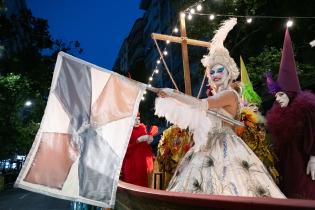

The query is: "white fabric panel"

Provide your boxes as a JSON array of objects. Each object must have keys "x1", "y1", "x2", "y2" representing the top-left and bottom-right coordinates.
[
  {"x1": 90, "y1": 67, "x2": 111, "y2": 106},
  {"x1": 97, "y1": 116, "x2": 136, "y2": 158},
  {"x1": 62, "y1": 158, "x2": 80, "y2": 196},
  {"x1": 40, "y1": 93, "x2": 70, "y2": 133}
]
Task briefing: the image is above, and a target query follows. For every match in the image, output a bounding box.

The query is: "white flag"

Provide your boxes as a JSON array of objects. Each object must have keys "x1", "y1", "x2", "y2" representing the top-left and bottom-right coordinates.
[{"x1": 15, "y1": 52, "x2": 145, "y2": 208}]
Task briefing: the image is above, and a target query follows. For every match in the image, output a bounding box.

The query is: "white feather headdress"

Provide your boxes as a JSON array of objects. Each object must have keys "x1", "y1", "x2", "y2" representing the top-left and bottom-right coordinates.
[{"x1": 201, "y1": 18, "x2": 239, "y2": 80}]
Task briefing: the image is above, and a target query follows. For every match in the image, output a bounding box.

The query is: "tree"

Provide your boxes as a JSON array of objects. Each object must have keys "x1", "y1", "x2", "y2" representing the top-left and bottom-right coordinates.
[
  {"x1": 173, "y1": 0, "x2": 315, "y2": 93},
  {"x1": 0, "y1": 9, "x2": 83, "y2": 159},
  {"x1": 0, "y1": 73, "x2": 37, "y2": 158}
]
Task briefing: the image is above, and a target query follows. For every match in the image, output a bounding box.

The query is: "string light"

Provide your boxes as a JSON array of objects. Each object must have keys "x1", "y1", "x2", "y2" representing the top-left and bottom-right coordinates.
[
  {"x1": 141, "y1": 0, "x2": 314, "y2": 103},
  {"x1": 246, "y1": 17, "x2": 253, "y2": 23},
  {"x1": 24, "y1": 100, "x2": 32, "y2": 107},
  {"x1": 286, "y1": 19, "x2": 293, "y2": 27},
  {"x1": 194, "y1": 12, "x2": 315, "y2": 19}
]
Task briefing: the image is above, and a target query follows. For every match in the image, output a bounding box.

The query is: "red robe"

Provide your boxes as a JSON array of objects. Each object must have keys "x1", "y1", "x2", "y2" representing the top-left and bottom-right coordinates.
[
  {"x1": 121, "y1": 123, "x2": 154, "y2": 187},
  {"x1": 266, "y1": 91, "x2": 315, "y2": 199}
]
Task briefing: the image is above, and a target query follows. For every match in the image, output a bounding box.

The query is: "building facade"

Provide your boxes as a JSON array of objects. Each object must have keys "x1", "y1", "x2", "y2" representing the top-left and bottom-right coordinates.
[{"x1": 113, "y1": 0, "x2": 208, "y2": 98}]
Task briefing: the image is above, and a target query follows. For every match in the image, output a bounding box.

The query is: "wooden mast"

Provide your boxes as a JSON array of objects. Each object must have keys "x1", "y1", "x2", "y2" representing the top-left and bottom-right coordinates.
[{"x1": 151, "y1": 13, "x2": 211, "y2": 96}]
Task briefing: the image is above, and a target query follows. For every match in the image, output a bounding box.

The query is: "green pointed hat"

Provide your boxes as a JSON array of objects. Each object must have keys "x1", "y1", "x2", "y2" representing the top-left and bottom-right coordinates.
[{"x1": 240, "y1": 56, "x2": 262, "y2": 105}]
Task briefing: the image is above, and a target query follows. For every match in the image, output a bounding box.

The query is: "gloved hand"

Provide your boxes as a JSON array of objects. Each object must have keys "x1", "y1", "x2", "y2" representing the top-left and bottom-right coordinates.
[
  {"x1": 157, "y1": 88, "x2": 176, "y2": 98},
  {"x1": 137, "y1": 135, "x2": 154, "y2": 144},
  {"x1": 306, "y1": 156, "x2": 315, "y2": 180},
  {"x1": 157, "y1": 88, "x2": 209, "y2": 111}
]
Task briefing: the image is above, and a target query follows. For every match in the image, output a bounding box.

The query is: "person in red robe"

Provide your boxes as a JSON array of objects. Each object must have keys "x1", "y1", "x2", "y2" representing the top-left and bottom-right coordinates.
[
  {"x1": 266, "y1": 29, "x2": 315, "y2": 199},
  {"x1": 121, "y1": 113, "x2": 157, "y2": 187}
]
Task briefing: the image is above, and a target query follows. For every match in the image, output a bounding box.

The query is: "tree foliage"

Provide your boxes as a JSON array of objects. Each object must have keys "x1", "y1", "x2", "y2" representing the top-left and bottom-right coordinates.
[
  {"x1": 171, "y1": 0, "x2": 315, "y2": 92},
  {"x1": 0, "y1": 9, "x2": 83, "y2": 159}
]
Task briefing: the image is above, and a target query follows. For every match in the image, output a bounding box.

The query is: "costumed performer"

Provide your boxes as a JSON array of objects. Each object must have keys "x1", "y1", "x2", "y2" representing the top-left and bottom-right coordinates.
[
  {"x1": 266, "y1": 28, "x2": 315, "y2": 199},
  {"x1": 121, "y1": 113, "x2": 158, "y2": 187},
  {"x1": 236, "y1": 56, "x2": 279, "y2": 183},
  {"x1": 156, "y1": 125, "x2": 191, "y2": 189},
  {"x1": 155, "y1": 18, "x2": 285, "y2": 198}
]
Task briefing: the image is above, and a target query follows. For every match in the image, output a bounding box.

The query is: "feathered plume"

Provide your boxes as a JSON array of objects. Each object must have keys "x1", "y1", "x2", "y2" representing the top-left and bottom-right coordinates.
[{"x1": 210, "y1": 18, "x2": 237, "y2": 52}]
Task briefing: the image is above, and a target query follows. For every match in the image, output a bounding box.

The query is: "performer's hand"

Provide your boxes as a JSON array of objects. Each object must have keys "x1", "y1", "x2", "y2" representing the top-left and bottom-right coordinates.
[
  {"x1": 157, "y1": 88, "x2": 176, "y2": 98},
  {"x1": 147, "y1": 136, "x2": 154, "y2": 144},
  {"x1": 306, "y1": 156, "x2": 315, "y2": 180},
  {"x1": 137, "y1": 135, "x2": 153, "y2": 144}
]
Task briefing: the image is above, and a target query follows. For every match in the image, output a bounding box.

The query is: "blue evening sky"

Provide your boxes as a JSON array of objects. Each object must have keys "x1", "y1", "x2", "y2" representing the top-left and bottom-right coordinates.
[{"x1": 26, "y1": 0, "x2": 144, "y2": 69}]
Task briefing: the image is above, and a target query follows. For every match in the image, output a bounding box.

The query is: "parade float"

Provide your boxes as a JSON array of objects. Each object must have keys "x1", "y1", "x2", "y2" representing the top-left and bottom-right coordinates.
[{"x1": 14, "y1": 2, "x2": 315, "y2": 210}]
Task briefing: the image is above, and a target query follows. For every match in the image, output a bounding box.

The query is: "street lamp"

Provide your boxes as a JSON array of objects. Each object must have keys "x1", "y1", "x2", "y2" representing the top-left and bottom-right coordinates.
[{"x1": 24, "y1": 100, "x2": 32, "y2": 107}]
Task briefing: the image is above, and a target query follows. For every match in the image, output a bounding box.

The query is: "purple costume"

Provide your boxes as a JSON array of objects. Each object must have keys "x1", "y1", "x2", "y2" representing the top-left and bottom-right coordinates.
[{"x1": 267, "y1": 91, "x2": 315, "y2": 199}]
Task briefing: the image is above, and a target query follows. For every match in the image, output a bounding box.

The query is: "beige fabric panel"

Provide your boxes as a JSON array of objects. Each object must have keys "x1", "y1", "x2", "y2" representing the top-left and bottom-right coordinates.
[
  {"x1": 91, "y1": 74, "x2": 140, "y2": 126},
  {"x1": 24, "y1": 133, "x2": 78, "y2": 189}
]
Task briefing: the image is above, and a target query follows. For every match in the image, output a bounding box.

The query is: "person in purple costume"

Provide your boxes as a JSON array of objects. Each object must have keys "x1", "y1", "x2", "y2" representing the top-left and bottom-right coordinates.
[{"x1": 266, "y1": 28, "x2": 315, "y2": 199}]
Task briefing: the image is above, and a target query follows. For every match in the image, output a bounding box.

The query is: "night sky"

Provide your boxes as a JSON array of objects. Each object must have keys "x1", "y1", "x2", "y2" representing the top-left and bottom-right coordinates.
[{"x1": 27, "y1": 0, "x2": 143, "y2": 69}]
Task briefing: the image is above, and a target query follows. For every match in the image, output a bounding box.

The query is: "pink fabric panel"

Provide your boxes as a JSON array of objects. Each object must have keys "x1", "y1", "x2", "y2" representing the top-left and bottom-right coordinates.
[
  {"x1": 91, "y1": 75, "x2": 139, "y2": 126},
  {"x1": 24, "y1": 133, "x2": 78, "y2": 189}
]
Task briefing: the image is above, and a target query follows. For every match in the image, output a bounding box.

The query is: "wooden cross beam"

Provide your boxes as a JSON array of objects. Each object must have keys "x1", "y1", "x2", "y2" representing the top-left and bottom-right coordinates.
[{"x1": 151, "y1": 14, "x2": 211, "y2": 95}]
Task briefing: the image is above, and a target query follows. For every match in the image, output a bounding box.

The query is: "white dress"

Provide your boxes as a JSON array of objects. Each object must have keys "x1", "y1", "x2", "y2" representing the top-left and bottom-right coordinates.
[{"x1": 155, "y1": 91, "x2": 285, "y2": 198}]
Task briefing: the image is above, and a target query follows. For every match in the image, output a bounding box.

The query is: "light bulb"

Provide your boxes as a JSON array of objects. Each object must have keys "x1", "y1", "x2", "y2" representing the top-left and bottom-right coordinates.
[
  {"x1": 196, "y1": 4, "x2": 202, "y2": 11},
  {"x1": 24, "y1": 100, "x2": 32, "y2": 107},
  {"x1": 286, "y1": 19, "x2": 293, "y2": 27},
  {"x1": 246, "y1": 18, "x2": 252, "y2": 23},
  {"x1": 209, "y1": 14, "x2": 215, "y2": 20}
]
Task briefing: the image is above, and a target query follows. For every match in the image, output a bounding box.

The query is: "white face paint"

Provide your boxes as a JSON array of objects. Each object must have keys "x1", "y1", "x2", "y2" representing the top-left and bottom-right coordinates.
[
  {"x1": 134, "y1": 116, "x2": 140, "y2": 127},
  {"x1": 275, "y1": 91, "x2": 290, "y2": 108},
  {"x1": 248, "y1": 103, "x2": 259, "y2": 113},
  {"x1": 209, "y1": 64, "x2": 229, "y2": 87}
]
